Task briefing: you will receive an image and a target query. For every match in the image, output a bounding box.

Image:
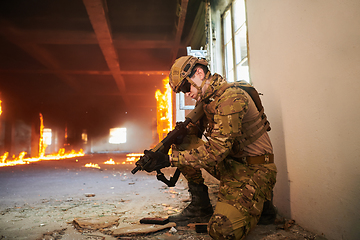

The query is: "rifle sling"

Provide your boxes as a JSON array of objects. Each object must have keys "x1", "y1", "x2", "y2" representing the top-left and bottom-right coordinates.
[{"x1": 156, "y1": 168, "x2": 181, "y2": 187}]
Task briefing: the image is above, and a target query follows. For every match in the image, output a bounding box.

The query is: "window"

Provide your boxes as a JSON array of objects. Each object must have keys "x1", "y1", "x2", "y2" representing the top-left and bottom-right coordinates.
[
  {"x1": 223, "y1": 0, "x2": 249, "y2": 83},
  {"x1": 43, "y1": 128, "x2": 52, "y2": 145},
  {"x1": 109, "y1": 128, "x2": 126, "y2": 144},
  {"x1": 82, "y1": 131, "x2": 88, "y2": 144}
]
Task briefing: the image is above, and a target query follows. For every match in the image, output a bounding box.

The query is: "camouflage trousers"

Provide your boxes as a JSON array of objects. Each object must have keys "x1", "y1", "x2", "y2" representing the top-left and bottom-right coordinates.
[{"x1": 178, "y1": 157, "x2": 277, "y2": 240}]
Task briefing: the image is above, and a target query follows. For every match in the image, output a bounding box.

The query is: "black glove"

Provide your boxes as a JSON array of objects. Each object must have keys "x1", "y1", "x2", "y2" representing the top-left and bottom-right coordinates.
[
  {"x1": 143, "y1": 150, "x2": 171, "y2": 172},
  {"x1": 173, "y1": 122, "x2": 189, "y2": 145}
]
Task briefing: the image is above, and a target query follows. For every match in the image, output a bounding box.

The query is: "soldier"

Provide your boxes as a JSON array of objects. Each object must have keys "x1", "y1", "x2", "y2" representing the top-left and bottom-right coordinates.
[{"x1": 144, "y1": 56, "x2": 277, "y2": 239}]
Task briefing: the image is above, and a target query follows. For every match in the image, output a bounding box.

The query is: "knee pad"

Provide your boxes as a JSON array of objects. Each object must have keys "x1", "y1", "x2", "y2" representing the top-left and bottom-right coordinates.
[{"x1": 208, "y1": 214, "x2": 245, "y2": 240}]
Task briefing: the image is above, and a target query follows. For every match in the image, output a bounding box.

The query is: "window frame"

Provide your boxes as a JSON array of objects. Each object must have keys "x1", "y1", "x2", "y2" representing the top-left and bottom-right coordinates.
[{"x1": 221, "y1": 0, "x2": 250, "y2": 83}]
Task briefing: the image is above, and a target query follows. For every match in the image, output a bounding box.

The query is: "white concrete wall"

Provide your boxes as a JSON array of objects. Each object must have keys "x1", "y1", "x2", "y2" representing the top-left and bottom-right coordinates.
[{"x1": 245, "y1": 1, "x2": 360, "y2": 239}]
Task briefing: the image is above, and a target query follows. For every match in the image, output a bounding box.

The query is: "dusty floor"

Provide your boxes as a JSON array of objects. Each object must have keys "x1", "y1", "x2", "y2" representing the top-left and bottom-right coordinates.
[{"x1": 0, "y1": 153, "x2": 327, "y2": 240}]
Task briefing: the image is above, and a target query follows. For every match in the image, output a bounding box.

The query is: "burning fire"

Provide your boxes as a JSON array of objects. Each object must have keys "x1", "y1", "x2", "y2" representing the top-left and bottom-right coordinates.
[
  {"x1": 0, "y1": 113, "x2": 85, "y2": 167},
  {"x1": 84, "y1": 163, "x2": 100, "y2": 169},
  {"x1": 83, "y1": 154, "x2": 142, "y2": 169},
  {"x1": 155, "y1": 77, "x2": 173, "y2": 142},
  {"x1": 0, "y1": 148, "x2": 84, "y2": 167},
  {"x1": 104, "y1": 158, "x2": 115, "y2": 165},
  {"x1": 103, "y1": 155, "x2": 142, "y2": 165},
  {"x1": 39, "y1": 113, "x2": 46, "y2": 157},
  {"x1": 126, "y1": 153, "x2": 143, "y2": 164}
]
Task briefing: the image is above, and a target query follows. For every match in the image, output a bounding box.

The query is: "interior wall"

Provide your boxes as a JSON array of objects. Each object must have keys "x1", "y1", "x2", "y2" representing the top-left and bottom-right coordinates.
[{"x1": 246, "y1": 0, "x2": 360, "y2": 239}]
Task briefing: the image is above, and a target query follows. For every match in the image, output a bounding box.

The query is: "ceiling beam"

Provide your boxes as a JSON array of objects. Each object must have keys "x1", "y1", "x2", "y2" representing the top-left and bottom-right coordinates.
[
  {"x1": 13, "y1": 30, "x2": 98, "y2": 45},
  {"x1": 0, "y1": 69, "x2": 169, "y2": 76},
  {"x1": 83, "y1": 0, "x2": 130, "y2": 106},
  {"x1": 15, "y1": 29, "x2": 187, "y2": 49},
  {"x1": 171, "y1": 0, "x2": 189, "y2": 63},
  {"x1": 0, "y1": 22, "x2": 84, "y2": 91}
]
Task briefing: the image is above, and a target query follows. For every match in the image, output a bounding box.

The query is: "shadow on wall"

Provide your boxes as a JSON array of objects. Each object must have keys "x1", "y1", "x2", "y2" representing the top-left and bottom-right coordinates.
[{"x1": 271, "y1": 104, "x2": 291, "y2": 218}]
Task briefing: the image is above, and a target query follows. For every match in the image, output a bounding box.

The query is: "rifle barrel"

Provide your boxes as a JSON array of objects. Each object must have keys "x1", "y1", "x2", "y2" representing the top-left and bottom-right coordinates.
[{"x1": 131, "y1": 165, "x2": 141, "y2": 174}]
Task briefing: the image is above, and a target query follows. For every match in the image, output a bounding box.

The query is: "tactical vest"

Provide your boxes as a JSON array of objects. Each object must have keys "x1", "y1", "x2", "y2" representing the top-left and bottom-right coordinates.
[{"x1": 203, "y1": 80, "x2": 271, "y2": 152}]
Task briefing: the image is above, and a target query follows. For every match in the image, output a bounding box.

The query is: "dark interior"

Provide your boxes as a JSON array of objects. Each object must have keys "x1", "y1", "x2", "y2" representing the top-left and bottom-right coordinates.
[{"x1": 0, "y1": 0, "x2": 205, "y2": 154}]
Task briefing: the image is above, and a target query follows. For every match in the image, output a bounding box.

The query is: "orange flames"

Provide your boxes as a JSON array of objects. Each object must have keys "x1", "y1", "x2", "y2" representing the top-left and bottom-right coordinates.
[
  {"x1": 39, "y1": 113, "x2": 46, "y2": 157},
  {"x1": 84, "y1": 154, "x2": 142, "y2": 169},
  {"x1": 126, "y1": 153, "x2": 143, "y2": 164},
  {"x1": 0, "y1": 148, "x2": 85, "y2": 167},
  {"x1": 1, "y1": 76, "x2": 173, "y2": 168},
  {"x1": 84, "y1": 163, "x2": 100, "y2": 169},
  {"x1": 155, "y1": 77, "x2": 173, "y2": 142},
  {"x1": 100, "y1": 154, "x2": 143, "y2": 165},
  {"x1": 0, "y1": 113, "x2": 85, "y2": 167},
  {"x1": 104, "y1": 158, "x2": 115, "y2": 165}
]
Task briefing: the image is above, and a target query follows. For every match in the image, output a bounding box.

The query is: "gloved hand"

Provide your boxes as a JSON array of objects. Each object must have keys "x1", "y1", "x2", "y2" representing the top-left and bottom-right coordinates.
[
  {"x1": 173, "y1": 122, "x2": 189, "y2": 145},
  {"x1": 143, "y1": 150, "x2": 171, "y2": 172}
]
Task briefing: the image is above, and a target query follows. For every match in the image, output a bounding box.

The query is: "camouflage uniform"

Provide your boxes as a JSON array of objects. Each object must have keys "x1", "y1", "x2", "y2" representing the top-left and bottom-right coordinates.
[{"x1": 171, "y1": 74, "x2": 277, "y2": 239}]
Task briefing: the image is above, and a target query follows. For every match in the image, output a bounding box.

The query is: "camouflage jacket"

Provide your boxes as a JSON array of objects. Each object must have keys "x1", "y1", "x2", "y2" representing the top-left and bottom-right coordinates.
[{"x1": 171, "y1": 74, "x2": 258, "y2": 169}]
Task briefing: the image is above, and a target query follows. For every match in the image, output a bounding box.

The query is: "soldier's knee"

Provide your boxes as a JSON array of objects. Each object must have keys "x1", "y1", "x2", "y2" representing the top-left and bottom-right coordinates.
[{"x1": 208, "y1": 214, "x2": 246, "y2": 240}]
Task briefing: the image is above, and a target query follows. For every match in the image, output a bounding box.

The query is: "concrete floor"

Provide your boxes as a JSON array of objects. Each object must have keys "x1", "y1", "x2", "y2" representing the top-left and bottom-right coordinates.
[{"x1": 0, "y1": 153, "x2": 327, "y2": 240}]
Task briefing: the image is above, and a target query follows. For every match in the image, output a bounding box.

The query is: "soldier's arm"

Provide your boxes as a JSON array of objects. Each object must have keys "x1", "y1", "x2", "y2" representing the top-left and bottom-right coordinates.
[{"x1": 171, "y1": 90, "x2": 249, "y2": 168}]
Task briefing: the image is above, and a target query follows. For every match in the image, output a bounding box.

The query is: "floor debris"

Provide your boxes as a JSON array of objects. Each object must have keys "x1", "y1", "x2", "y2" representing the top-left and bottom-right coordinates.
[
  {"x1": 111, "y1": 222, "x2": 176, "y2": 236},
  {"x1": 36, "y1": 228, "x2": 67, "y2": 240},
  {"x1": 85, "y1": 193, "x2": 96, "y2": 197},
  {"x1": 0, "y1": 154, "x2": 328, "y2": 240},
  {"x1": 72, "y1": 216, "x2": 119, "y2": 231},
  {"x1": 276, "y1": 219, "x2": 296, "y2": 231}
]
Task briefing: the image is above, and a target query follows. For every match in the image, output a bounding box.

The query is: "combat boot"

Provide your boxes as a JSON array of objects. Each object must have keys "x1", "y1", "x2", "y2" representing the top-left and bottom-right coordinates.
[
  {"x1": 258, "y1": 199, "x2": 277, "y2": 225},
  {"x1": 168, "y1": 182, "x2": 213, "y2": 225}
]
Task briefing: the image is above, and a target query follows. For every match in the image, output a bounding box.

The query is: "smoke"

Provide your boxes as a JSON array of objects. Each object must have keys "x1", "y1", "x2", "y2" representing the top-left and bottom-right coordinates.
[
  {"x1": 13, "y1": 120, "x2": 31, "y2": 155},
  {"x1": 89, "y1": 120, "x2": 155, "y2": 154}
]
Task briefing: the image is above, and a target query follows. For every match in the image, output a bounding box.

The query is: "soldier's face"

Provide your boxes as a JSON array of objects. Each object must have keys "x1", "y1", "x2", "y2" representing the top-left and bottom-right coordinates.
[
  {"x1": 186, "y1": 69, "x2": 204, "y2": 100},
  {"x1": 185, "y1": 83, "x2": 199, "y2": 100}
]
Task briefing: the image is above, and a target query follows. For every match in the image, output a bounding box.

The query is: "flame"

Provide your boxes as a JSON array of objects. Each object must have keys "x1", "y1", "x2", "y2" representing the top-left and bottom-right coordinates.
[
  {"x1": 0, "y1": 99, "x2": 2, "y2": 116},
  {"x1": 84, "y1": 163, "x2": 100, "y2": 169},
  {"x1": 65, "y1": 125, "x2": 68, "y2": 140},
  {"x1": 0, "y1": 148, "x2": 84, "y2": 167},
  {"x1": 39, "y1": 113, "x2": 46, "y2": 157},
  {"x1": 0, "y1": 113, "x2": 85, "y2": 167},
  {"x1": 126, "y1": 153, "x2": 143, "y2": 164},
  {"x1": 104, "y1": 158, "x2": 115, "y2": 165},
  {"x1": 86, "y1": 154, "x2": 142, "y2": 167},
  {"x1": 1, "y1": 152, "x2": 9, "y2": 163},
  {"x1": 155, "y1": 77, "x2": 173, "y2": 142}
]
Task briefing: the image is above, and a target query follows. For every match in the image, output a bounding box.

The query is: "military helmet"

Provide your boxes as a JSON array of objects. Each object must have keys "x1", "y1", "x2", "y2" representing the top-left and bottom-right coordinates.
[{"x1": 169, "y1": 56, "x2": 208, "y2": 93}]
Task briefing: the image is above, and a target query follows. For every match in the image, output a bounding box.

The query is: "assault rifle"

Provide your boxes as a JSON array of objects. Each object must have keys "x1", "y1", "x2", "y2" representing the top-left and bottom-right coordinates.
[{"x1": 131, "y1": 102, "x2": 204, "y2": 187}]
